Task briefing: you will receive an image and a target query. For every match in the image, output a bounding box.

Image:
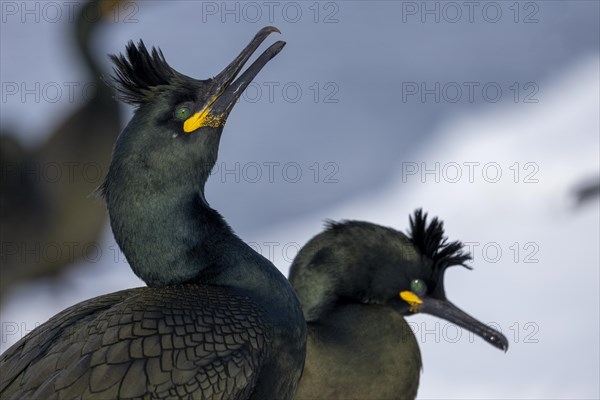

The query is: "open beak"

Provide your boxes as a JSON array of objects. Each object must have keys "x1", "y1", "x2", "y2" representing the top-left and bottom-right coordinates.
[
  {"x1": 183, "y1": 26, "x2": 285, "y2": 133},
  {"x1": 400, "y1": 291, "x2": 509, "y2": 352}
]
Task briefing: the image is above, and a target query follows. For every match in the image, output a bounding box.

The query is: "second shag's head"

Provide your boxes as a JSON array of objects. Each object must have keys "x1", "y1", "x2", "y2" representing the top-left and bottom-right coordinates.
[{"x1": 289, "y1": 209, "x2": 509, "y2": 351}]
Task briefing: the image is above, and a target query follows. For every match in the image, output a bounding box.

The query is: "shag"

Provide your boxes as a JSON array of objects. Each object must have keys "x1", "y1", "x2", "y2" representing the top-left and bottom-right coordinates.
[
  {"x1": 290, "y1": 209, "x2": 508, "y2": 400},
  {"x1": 0, "y1": 27, "x2": 306, "y2": 400}
]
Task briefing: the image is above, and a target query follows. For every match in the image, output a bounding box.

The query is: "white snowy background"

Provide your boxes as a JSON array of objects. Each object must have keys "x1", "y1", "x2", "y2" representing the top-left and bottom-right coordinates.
[{"x1": 1, "y1": 2, "x2": 598, "y2": 399}]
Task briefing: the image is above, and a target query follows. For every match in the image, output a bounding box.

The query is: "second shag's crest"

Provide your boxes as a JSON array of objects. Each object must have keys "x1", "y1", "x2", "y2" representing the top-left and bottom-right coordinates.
[
  {"x1": 408, "y1": 209, "x2": 471, "y2": 272},
  {"x1": 109, "y1": 40, "x2": 185, "y2": 105}
]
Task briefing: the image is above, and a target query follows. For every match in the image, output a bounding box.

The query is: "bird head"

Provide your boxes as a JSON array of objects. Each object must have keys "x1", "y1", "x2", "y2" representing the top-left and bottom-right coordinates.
[
  {"x1": 101, "y1": 27, "x2": 284, "y2": 198},
  {"x1": 398, "y1": 209, "x2": 508, "y2": 351},
  {"x1": 289, "y1": 209, "x2": 508, "y2": 352}
]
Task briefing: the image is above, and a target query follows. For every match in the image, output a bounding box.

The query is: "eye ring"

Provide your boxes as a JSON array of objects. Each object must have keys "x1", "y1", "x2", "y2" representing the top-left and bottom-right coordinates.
[
  {"x1": 174, "y1": 106, "x2": 192, "y2": 121},
  {"x1": 410, "y1": 279, "x2": 427, "y2": 296}
]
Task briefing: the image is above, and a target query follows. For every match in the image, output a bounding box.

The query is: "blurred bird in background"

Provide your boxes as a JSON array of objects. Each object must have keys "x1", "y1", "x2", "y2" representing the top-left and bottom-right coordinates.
[
  {"x1": 572, "y1": 176, "x2": 600, "y2": 208},
  {"x1": 0, "y1": 0, "x2": 125, "y2": 299}
]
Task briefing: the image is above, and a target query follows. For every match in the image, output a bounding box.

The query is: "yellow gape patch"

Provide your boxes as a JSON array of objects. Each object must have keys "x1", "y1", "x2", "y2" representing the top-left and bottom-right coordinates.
[
  {"x1": 183, "y1": 95, "x2": 226, "y2": 133},
  {"x1": 183, "y1": 110, "x2": 226, "y2": 132},
  {"x1": 400, "y1": 291, "x2": 422, "y2": 313}
]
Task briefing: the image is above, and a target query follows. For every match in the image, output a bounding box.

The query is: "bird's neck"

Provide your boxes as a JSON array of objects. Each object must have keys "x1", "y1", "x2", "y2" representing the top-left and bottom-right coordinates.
[
  {"x1": 296, "y1": 304, "x2": 421, "y2": 400},
  {"x1": 109, "y1": 187, "x2": 296, "y2": 310}
]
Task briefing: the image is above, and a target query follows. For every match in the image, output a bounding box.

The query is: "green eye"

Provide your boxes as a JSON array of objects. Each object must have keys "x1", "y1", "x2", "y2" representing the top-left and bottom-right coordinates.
[
  {"x1": 174, "y1": 106, "x2": 191, "y2": 121},
  {"x1": 410, "y1": 279, "x2": 427, "y2": 296}
]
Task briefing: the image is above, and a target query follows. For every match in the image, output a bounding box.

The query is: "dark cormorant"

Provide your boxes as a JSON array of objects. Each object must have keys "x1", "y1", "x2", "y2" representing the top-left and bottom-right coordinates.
[
  {"x1": 0, "y1": 27, "x2": 306, "y2": 400},
  {"x1": 290, "y1": 209, "x2": 508, "y2": 400}
]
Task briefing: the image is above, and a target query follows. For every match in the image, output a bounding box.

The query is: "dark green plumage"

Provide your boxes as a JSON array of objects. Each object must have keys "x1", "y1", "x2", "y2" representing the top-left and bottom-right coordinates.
[
  {"x1": 1, "y1": 286, "x2": 271, "y2": 399},
  {"x1": 0, "y1": 27, "x2": 306, "y2": 400},
  {"x1": 290, "y1": 209, "x2": 507, "y2": 400}
]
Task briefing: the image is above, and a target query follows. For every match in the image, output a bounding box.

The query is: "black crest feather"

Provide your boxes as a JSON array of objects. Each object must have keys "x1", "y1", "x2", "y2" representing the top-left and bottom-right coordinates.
[
  {"x1": 408, "y1": 209, "x2": 471, "y2": 271},
  {"x1": 108, "y1": 40, "x2": 181, "y2": 105}
]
